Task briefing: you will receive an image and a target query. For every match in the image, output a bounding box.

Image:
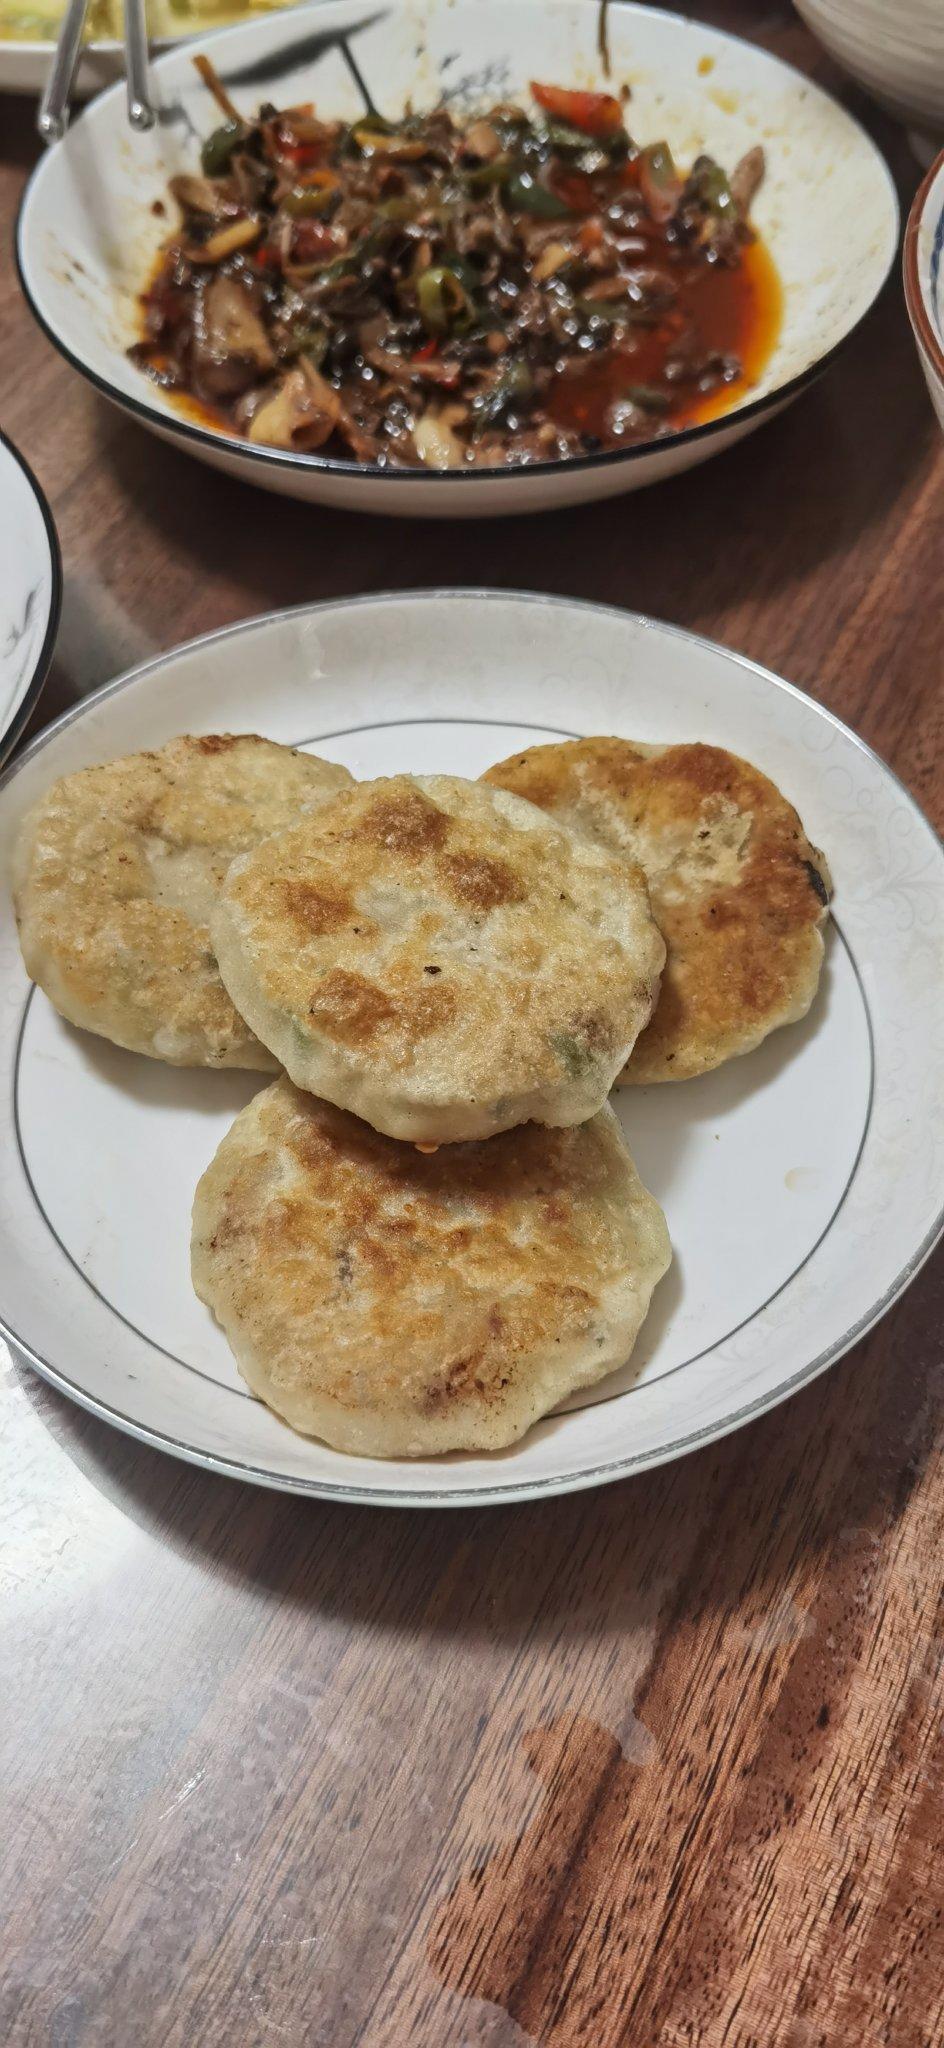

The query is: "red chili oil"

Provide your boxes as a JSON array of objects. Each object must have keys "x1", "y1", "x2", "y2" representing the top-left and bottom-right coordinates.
[{"x1": 546, "y1": 235, "x2": 782, "y2": 443}]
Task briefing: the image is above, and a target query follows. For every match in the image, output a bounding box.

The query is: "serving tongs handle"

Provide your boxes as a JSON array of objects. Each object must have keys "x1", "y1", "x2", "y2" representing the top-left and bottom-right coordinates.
[
  {"x1": 38, "y1": 0, "x2": 154, "y2": 144},
  {"x1": 37, "y1": 0, "x2": 90, "y2": 144},
  {"x1": 124, "y1": 0, "x2": 155, "y2": 131}
]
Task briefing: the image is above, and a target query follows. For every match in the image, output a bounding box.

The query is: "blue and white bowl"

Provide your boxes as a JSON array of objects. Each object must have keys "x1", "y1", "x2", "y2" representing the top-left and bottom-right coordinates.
[
  {"x1": 904, "y1": 148, "x2": 944, "y2": 436},
  {"x1": 0, "y1": 433, "x2": 61, "y2": 763},
  {"x1": 18, "y1": 0, "x2": 899, "y2": 517}
]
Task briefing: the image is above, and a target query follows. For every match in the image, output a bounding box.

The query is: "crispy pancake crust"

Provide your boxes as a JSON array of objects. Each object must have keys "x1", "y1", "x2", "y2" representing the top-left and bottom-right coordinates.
[
  {"x1": 192, "y1": 1078, "x2": 671, "y2": 1457},
  {"x1": 484, "y1": 738, "x2": 832, "y2": 1083},
  {"x1": 13, "y1": 735, "x2": 353, "y2": 1068},
  {"x1": 211, "y1": 774, "x2": 665, "y2": 1141}
]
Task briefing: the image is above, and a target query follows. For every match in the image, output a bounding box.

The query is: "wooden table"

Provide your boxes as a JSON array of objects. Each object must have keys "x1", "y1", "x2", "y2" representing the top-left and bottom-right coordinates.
[{"x1": 2, "y1": 6, "x2": 943, "y2": 2042}]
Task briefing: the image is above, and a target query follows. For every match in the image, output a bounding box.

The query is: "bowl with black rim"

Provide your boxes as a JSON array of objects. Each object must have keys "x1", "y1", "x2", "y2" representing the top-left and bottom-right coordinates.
[{"x1": 17, "y1": 0, "x2": 899, "y2": 516}]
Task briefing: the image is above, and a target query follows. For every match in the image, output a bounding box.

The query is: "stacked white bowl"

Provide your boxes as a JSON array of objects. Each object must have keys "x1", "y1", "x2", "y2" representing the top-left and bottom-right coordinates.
[{"x1": 794, "y1": 0, "x2": 944, "y2": 161}]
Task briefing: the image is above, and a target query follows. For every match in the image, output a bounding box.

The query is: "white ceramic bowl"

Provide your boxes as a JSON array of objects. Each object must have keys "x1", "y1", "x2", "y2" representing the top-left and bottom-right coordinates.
[
  {"x1": 17, "y1": 0, "x2": 899, "y2": 517},
  {"x1": 0, "y1": 431, "x2": 61, "y2": 765},
  {"x1": 794, "y1": 0, "x2": 944, "y2": 164},
  {"x1": 904, "y1": 148, "x2": 944, "y2": 435}
]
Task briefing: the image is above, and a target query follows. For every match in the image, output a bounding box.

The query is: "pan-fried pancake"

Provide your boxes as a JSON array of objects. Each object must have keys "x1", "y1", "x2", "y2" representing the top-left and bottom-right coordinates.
[
  {"x1": 13, "y1": 734, "x2": 353, "y2": 1069},
  {"x1": 192, "y1": 1078, "x2": 671, "y2": 1457},
  {"x1": 210, "y1": 773, "x2": 665, "y2": 1142},
  {"x1": 484, "y1": 737, "x2": 831, "y2": 1083}
]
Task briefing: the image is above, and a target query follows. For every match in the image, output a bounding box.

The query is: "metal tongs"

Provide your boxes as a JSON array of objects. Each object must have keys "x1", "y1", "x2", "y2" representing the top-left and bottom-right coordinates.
[{"x1": 38, "y1": 0, "x2": 154, "y2": 143}]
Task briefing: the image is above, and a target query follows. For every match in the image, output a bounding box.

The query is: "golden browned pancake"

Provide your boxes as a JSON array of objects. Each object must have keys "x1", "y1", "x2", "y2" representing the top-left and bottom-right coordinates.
[
  {"x1": 483, "y1": 737, "x2": 831, "y2": 1083},
  {"x1": 13, "y1": 734, "x2": 353, "y2": 1068},
  {"x1": 191, "y1": 1077, "x2": 671, "y2": 1456},
  {"x1": 211, "y1": 773, "x2": 665, "y2": 1141}
]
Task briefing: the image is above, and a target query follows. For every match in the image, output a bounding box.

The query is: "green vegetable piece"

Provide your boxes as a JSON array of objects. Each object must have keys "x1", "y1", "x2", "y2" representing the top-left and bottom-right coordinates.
[
  {"x1": 689, "y1": 154, "x2": 736, "y2": 218},
  {"x1": 463, "y1": 153, "x2": 514, "y2": 193},
  {"x1": 573, "y1": 295, "x2": 625, "y2": 323},
  {"x1": 353, "y1": 111, "x2": 395, "y2": 136},
  {"x1": 542, "y1": 120, "x2": 625, "y2": 167},
  {"x1": 343, "y1": 111, "x2": 397, "y2": 152},
  {"x1": 377, "y1": 194, "x2": 421, "y2": 221},
  {"x1": 624, "y1": 383, "x2": 671, "y2": 411},
  {"x1": 417, "y1": 263, "x2": 474, "y2": 336},
  {"x1": 643, "y1": 140, "x2": 677, "y2": 185},
  {"x1": 543, "y1": 118, "x2": 598, "y2": 153},
  {"x1": 200, "y1": 119, "x2": 243, "y2": 176},
  {"x1": 448, "y1": 254, "x2": 481, "y2": 297},
  {"x1": 308, "y1": 249, "x2": 349, "y2": 283},
  {"x1": 314, "y1": 225, "x2": 384, "y2": 286},
  {"x1": 505, "y1": 170, "x2": 570, "y2": 218},
  {"x1": 550, "y1": 1031, "x2": 595, "y2": 1079},
  {"x1": 472, "y1": 358, "x2": 534, "y2": 433},
  {"x1": 637, "y1": 140, "x2": 683, "y2": 225},
  {"x1": 283, "y1": 185, "x2": 336, "y2": 218},
  {"x1": 291, "y1": 324, "x2": 329, "y2": 367}
]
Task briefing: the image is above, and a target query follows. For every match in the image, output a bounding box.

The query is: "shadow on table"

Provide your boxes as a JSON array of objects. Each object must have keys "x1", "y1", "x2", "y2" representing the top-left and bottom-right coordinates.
[{"x1": 14, "y1": 1232, "x2": 944, "y2": 1657}]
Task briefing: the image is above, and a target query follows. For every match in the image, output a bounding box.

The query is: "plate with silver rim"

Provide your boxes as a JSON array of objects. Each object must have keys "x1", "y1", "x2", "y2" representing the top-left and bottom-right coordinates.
[
  {"x1": 0, "y1": 431, "x2": 61, "y2": 766},
  {"x1": 1, "y1": 590, "x2": 941, "y2": 1506}
]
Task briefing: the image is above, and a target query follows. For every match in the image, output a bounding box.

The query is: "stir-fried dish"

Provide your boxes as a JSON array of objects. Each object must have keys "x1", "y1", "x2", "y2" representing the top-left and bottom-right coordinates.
[{"x1": 133, "y1": 62, "x2": 770, "y2": 469}]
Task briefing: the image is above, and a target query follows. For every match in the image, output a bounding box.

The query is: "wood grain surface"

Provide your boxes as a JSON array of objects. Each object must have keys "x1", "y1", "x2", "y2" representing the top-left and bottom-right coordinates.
[{"x1": 2, "y1": 4, "x2": 943, "y2": 2043}]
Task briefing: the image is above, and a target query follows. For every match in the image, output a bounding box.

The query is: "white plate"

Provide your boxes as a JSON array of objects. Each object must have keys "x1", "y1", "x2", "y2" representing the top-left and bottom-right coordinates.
[
  {"x1": 1, "y1": 591, "x2": 942, "y2": 1506},
  {"x1": 0, "y1": 431, "x2": 61, "y2": 766},
  {"x1": 16, "y1": 0, "x2": 899, "y2": 516}
]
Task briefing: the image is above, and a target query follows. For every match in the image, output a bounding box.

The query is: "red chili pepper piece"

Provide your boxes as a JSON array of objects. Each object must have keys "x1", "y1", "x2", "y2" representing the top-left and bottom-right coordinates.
[{"x1": 531, "y1": 81, "x2": 624, "y2": 138}]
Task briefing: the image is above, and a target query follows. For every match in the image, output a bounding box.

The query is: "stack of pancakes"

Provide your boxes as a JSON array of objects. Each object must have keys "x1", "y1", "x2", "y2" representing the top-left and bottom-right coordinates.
[{"x1": 14, "y1": 729, "x2": 830, "y2": 1459}]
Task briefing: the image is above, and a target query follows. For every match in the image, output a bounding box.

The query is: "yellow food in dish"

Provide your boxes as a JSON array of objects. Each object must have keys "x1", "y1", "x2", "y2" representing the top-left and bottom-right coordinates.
[{"x1": 0, "y1": 0, "x2": 298, "y2": 46}]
